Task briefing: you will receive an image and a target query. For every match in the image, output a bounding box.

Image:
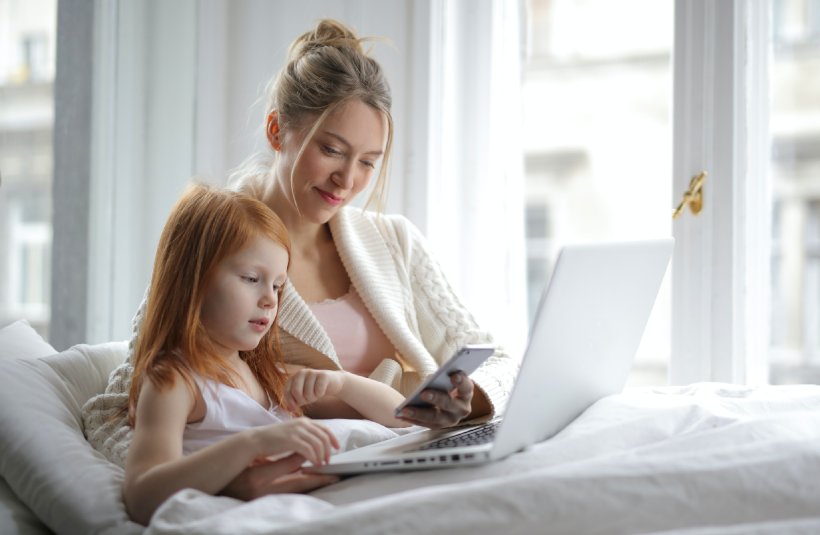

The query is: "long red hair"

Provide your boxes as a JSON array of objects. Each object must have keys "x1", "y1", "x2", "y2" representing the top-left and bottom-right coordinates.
[{"x1": 128, "y1": 183, "x2": 291, "y2": 424}]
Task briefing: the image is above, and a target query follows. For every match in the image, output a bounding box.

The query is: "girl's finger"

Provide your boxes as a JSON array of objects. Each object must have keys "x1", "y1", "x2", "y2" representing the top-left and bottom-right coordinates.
[
  {"x1": 318, "y1": 422, "x2": 340, "y2": 450},
  {"x1": 314, "y1": 374, "x2": 329, "y2": 399}
]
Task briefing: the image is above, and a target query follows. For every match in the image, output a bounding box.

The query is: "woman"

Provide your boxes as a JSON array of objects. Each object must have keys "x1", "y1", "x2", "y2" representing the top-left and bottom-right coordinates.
[{"x1": 83, "y1": 18, "x2": 517, "y2": 499}]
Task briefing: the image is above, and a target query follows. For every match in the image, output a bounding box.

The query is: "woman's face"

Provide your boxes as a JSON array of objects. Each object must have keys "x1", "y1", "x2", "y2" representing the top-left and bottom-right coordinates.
[{"x1": 273, "y1": 99, "x2": 388, "y2": 225}]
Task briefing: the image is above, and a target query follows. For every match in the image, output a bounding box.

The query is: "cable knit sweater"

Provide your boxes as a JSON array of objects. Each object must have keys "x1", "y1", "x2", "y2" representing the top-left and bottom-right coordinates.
[{"x1": 81, "y1": 207, "x2": 519, "y2": 467}]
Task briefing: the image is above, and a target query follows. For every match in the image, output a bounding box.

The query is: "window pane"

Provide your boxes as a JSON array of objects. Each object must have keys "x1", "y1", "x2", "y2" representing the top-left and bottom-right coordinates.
[
  {"x1": 769, "y1": 0, "x2": 820, "y2": 384},
  {"x1": 0, "y1": 0, "x2": 57, "y2": 339},
  {"x1": 523, "y1": 0, "x2": 673, "y2": 386}
]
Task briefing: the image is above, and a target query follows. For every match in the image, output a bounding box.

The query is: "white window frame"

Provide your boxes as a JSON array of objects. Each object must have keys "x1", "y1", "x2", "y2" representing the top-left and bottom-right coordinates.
[{"x1": 670, "y1": 0, "x2": 771, "y2": 385}]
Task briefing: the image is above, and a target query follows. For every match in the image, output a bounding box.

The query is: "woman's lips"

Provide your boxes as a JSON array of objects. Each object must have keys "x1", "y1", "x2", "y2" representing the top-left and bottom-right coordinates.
[{"x1": 316, "y1": 188, "x2": 343, "y2": 206}]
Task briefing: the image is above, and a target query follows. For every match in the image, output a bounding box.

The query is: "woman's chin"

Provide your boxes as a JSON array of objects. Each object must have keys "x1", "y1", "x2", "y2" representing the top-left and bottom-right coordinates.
[{"x1": 304, "y1": 205, "x2": 341, "y2": 225}]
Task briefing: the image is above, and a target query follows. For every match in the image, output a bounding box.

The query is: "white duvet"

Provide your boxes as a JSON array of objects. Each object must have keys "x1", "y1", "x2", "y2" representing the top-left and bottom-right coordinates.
[
  {"x1": 1, "y1": 340, "x2": 819, "y2": 535},
  {"x1": 148, "y1": 383, "x2": 820, "y2": 535}
]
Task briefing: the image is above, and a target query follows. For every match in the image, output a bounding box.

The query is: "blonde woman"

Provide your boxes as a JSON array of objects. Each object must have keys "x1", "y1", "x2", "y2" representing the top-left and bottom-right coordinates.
[{"x1": 84, "y1": 19, "x2": 518, "y2": 501}]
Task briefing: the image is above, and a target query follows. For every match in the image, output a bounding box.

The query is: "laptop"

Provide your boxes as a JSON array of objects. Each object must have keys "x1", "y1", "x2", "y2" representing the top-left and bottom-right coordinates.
[{"x1": 309, "y1": 238, "x2": 674, "y2": 475}]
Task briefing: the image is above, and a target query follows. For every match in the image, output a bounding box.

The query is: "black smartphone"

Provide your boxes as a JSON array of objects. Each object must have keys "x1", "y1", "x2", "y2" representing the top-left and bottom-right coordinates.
[{"x1": 394, "y1": 344, "x2": 495, "y2": 414}]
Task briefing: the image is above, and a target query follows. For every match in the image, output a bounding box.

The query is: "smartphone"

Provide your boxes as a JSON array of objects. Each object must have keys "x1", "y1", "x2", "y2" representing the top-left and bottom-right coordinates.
[{"x1": 394, "y1": 344, "x2": 495, "y2": 415}]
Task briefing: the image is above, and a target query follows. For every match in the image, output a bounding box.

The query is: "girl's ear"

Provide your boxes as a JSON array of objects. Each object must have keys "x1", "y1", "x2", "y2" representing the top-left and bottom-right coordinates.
[{"x1": 266, "y1": 111, "x2": 282, "y2": 151}]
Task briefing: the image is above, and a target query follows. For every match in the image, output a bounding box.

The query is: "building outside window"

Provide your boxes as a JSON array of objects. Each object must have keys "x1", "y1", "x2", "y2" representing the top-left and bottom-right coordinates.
[
  {"x1": 523, "y1": 0, "x2": 674, "y2": 386},
  {"x1": 770, "y1": 0, "x2": 820, "y2": 383},
  {"x1": 0, "y1": 0, "x2": 56, "y2": 338},
  {"x1": 524, "y1": 0, "x2": 820, "y2": 386}
]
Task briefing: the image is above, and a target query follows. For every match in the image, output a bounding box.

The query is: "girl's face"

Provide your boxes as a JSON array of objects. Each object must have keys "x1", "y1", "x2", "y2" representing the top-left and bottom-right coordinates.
[
  {"x1": 199, "y1": 236, "x2": 289, "y2": 359},
  {"x1": 273, "y1": 98, "x2": 388, "y2": 225}
]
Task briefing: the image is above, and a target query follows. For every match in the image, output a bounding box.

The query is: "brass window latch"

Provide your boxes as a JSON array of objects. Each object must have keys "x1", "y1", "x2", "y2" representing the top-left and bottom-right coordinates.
[{"x1": 672, "y1": 171, "x2": 707, "y2": 219}]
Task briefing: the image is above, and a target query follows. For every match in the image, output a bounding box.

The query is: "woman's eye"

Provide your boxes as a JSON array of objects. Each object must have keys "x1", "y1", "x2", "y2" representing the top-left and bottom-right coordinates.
[
  {"x1": 322, "y1": 145, "x2": 342, "y2": 156},
  {"x1": 361, "y1": 160, "x2": 376, "y2": 169}
]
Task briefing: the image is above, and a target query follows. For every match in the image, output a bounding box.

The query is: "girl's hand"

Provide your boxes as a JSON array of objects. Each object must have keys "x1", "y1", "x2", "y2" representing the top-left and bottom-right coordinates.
[
  {"x1": 285, "y1": 369, "x2": 346, "y2": 410},
  {"x1": 397, "y1": 372, "x2": 475, "y2": 429},
  {"x1": 250, "y1": 417, "x2": 339, "y2": 466}
]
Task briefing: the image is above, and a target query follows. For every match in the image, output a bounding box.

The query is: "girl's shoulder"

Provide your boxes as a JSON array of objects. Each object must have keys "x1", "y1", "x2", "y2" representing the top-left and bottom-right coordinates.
[{"x1": 142, "y1": 350, "x2": 199, "y2": 393}]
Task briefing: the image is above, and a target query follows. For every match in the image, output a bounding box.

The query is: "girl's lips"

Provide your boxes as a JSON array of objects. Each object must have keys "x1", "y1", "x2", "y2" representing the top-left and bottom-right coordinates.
[
  {"x1": 249, "y1": 318, "x2": 269, "y2": 333},
  {"x1": 316, "y1": 188, "x2": 343, "y2": 206}
]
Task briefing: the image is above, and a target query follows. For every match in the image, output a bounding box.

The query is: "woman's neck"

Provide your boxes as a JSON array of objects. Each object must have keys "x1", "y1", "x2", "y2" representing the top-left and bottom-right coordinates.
[
  {"x1": 263, "y1": 181, "x2": 332, "y2": 253},
  {"x1": 262, "y1": 176, "x2": 350, "y2": 301}
]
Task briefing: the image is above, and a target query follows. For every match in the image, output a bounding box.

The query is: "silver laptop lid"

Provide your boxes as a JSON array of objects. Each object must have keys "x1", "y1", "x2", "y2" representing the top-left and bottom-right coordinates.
[{"x1": 491, "y1": 239, "x2": 673, "y2": 459}]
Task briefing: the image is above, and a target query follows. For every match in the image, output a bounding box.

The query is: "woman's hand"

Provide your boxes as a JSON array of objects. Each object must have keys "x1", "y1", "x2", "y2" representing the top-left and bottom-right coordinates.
[
  {"x1": 249, "y1": 417, "x2": 339, "y2": 466},
  {"x1": 220, "y1": 453, "x2": 339, "y2": 500},
  {"x1": 396, "y1": 372, "x2": 484, "y2": 429},
  {"x1": 285, "y1": 369, "x2": 346, "y2": 410}
]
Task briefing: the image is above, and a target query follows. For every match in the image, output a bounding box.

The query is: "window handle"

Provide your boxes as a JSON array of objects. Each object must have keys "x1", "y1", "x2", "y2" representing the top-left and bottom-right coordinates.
[{"x1": 672, "y1": 171, "x2": 707, "y2": 219}]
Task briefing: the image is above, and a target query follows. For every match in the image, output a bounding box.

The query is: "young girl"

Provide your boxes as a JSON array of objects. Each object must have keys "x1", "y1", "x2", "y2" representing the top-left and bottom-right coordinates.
[{"x1": 123, "y1": 184, "x2": 404, "y2": 525}]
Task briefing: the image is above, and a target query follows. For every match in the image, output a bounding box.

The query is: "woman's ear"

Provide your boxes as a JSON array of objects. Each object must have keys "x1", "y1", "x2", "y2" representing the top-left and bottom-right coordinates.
[{"x1": 266, "y1": 111, "x2": 282, "y2": 151}]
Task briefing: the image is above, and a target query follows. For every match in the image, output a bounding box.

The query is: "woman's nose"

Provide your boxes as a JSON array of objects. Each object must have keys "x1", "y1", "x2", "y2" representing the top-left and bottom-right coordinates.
[{"x1": 332, "y1": 161, "x2": 355, "y2": 189}]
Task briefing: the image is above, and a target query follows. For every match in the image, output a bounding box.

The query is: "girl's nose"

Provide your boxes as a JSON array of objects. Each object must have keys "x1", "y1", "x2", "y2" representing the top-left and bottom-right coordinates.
[{"x1": 260, "y1": 287, "x2": 277, "y2": 308}]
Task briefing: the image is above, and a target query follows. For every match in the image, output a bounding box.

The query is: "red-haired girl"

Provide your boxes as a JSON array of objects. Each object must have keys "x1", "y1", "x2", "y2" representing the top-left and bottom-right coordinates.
[{"x1": 123, "y1": 184, "x2": 341, "y2": 525}]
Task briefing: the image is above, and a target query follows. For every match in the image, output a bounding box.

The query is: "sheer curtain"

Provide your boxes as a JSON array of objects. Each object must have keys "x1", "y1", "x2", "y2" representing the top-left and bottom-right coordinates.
[{"x1": 426, "y1": 0, "x2": 528, "y2": 358}]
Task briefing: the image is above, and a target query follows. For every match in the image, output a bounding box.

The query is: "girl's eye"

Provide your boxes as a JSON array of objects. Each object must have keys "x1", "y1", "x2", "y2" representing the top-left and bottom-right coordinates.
[{"x1": 242, "y1": 275, "x2": 259, "y2": 283}]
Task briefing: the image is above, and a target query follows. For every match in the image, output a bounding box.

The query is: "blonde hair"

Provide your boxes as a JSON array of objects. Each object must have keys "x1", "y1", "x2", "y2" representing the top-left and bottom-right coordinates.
[
  {"x1": 128, "y1": 184, "x2": 292, "y2": 424},
  {"x1": 230, "y1": 19, "x2": 394, "y2": 212}
]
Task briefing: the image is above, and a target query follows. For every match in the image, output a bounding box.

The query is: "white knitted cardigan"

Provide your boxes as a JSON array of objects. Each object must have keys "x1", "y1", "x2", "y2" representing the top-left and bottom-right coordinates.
[{"x1": 81, "y1": 207, "x2": 518, "y2": 467}]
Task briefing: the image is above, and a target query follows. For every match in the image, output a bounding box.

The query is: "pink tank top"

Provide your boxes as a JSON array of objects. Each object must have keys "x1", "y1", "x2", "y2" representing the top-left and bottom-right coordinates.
[{"x1": 308, "y1": 286, "x2": 396, "y2": 376}]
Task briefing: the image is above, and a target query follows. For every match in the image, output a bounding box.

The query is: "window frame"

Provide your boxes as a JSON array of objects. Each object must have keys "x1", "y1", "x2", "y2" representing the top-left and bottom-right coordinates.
[{"x1": 670, "y1": 0, "x2": 771, "y2": 384}]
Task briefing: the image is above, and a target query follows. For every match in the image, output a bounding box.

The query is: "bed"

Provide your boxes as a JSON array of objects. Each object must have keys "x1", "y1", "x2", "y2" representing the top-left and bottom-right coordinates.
[{"x1": 1, "y1": 320, "x2": 819, "y2": 535}]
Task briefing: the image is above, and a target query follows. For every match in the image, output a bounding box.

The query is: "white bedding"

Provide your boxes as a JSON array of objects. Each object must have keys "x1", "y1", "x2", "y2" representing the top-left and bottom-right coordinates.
[
  {"x1": 1, "y1": 332, "x2": 819, "y2": 534},
  {"x1": 147, "y1": 384, "x2": 820, "y2": 535}
]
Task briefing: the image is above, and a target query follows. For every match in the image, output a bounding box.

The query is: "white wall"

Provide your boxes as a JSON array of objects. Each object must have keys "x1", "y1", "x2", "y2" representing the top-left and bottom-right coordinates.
[
  {"x1": 91, "y1": 0, "x2": 425, "y2": 343},
  {"x1": 195, "y1": 0, "x2": 418, "y2": 217}
]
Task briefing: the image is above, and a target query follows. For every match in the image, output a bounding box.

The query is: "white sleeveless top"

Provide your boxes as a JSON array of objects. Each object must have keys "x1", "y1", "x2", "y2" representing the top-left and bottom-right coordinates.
[
  {"x1": 183, "y1": 374, "x2": 291, "y2": 455},
  {"x1": 308, "y1": 286, "x2": 396, "y2": 376}
]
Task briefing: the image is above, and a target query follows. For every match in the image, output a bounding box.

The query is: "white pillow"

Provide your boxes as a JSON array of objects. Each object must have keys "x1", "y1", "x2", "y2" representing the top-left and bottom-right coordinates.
[
  {"x1": 0, "y1": 477, "x2": 48, "y2": 535},
  {"x1": 0, "y1": 320, "x2": 58, "y2": 535},
  {"x1": 0, "y1": 341, "x2": 141, "y2": 534},
  {"x1": 0, "y1": 320, "x2": 57, "y2": 360}
]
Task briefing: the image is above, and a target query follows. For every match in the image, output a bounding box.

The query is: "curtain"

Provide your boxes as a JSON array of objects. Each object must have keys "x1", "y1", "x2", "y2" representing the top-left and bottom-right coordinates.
[{"x1": 427, "y1": 0, "x2": 528, "y2": 358}]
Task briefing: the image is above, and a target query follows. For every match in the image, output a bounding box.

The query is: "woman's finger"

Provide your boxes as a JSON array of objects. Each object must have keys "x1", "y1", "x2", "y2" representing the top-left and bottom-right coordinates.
[
  {"x1": 251, "y1": 453, "x2": 304, "y2": 477},
  {"x1": 451, "y1": 372, "x2": 474, "y2": 401},
  {"x1": 397, "y1": 405, "x2": 459, "y2": 429},
  {"x1": 220, "y1": 453, "x2": 308, "y2": 500},
  {"x1": 262, "y1": 472, "x2": 339, "y2": 495}
]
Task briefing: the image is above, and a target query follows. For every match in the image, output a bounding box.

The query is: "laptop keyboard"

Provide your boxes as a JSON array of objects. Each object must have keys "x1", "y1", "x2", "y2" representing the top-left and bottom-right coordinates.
[{"x1": 415, "y1": 421, "x2": 500, "y2": 451}]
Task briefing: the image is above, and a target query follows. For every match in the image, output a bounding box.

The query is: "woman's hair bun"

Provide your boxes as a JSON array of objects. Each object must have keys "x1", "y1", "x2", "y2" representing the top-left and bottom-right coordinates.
[{"x1": 288, "y1": 19, "x2": 365, "y2": 61}]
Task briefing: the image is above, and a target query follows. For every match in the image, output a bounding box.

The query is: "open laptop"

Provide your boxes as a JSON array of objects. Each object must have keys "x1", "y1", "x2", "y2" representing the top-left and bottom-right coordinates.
[{"x1": 310, "y1": 238, "x2": 674, "y2": 475}]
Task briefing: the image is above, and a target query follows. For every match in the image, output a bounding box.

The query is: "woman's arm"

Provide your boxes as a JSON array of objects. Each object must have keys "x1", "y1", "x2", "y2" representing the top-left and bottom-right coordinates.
[
  {"x1": 384, "y1": 214, "x2": 519, "y2": 425},
  {"x1": 285, "y1": 369, "x2": 410, "y2": 427},
  {"x1": 124, "y1": 375, "x2": 339, "y2": 525}
]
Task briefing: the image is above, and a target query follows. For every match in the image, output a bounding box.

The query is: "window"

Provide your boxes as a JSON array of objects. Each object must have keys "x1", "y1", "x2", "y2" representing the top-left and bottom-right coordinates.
[
  {"x1": 770, "y1": 0, "x2": 820, "y2": 383},
  {"x1": 0, "y1": 0, "x2": 57, "y2": 338},
  {"x1": 523, "y1": 0, "x2": 674, "y2": 386}
]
